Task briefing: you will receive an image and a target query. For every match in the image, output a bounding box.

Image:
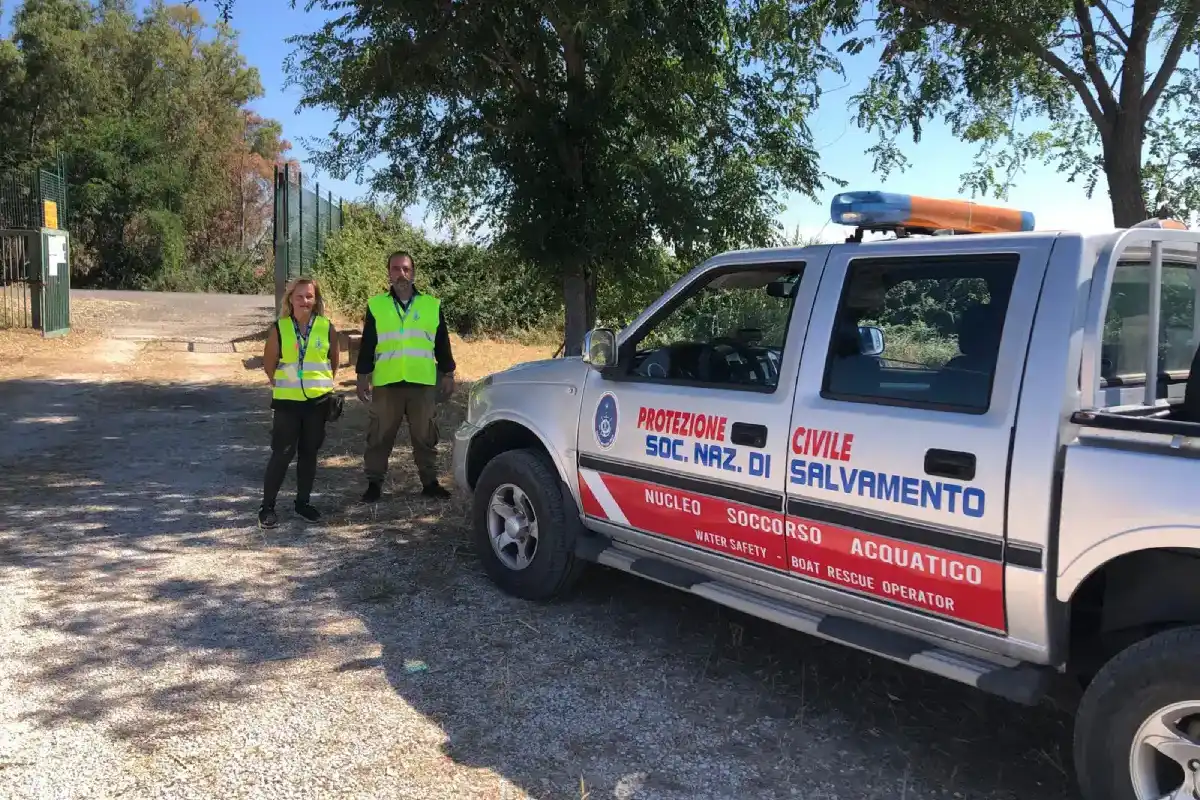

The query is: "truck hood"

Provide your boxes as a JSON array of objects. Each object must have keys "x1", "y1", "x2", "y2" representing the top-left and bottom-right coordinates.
[{"x1": 489, "y1": 356, "x2": 589, "y2": 385}]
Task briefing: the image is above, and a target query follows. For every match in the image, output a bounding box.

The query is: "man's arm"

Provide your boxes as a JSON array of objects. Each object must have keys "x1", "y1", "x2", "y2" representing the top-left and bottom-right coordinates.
[
  {"x1": 434, "y1": 307, "x2": 456, "y2": 375},
  {"x1": 356, "y1": 309, "x2": 378, "y2": 375},
  {"x1": 355, "y1": 309, "x2": 377, "y2": 402}
]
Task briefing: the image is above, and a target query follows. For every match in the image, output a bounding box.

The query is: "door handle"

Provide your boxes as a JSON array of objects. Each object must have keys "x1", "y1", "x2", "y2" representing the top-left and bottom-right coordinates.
[
  {"x1": 730, "y1": 422, "x2": 768, "y2": 449},
  {"x1": 924, "y1": 449, "x2": 976, "y2": 481}
]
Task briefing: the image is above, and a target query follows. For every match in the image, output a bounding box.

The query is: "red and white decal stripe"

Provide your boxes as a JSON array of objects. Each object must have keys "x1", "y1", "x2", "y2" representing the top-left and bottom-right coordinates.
[
  {"x1": 578, "y1": 467, "x2": 629, "y2": 525},
  {"x1": 577, "y1": 467, "x2": 1006, "y2": 631}
]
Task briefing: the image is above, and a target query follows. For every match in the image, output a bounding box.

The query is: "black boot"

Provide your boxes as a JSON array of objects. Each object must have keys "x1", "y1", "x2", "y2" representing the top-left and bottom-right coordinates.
[
  {"x1": 258, "y1": 504, "x2": 278, "y2": 528},
  {"x1": 421, "y1": 481, "x2": 451, "y2": 499},
  {"x1": 294, "y1": 502, "x2": 321, "y2": 523},
  {"x1": 360, "y1": 481, "x2": 382, "y2": 503}
]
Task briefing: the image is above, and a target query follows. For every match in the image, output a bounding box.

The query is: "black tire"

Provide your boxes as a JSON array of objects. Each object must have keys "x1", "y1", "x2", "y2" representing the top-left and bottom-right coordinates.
[
  {"x1": 1073, "y1": 625, "x2": 1200, "y2": 800},
  {"x1": 471, "y1": 448, "x2": 588, "y2": 601}
]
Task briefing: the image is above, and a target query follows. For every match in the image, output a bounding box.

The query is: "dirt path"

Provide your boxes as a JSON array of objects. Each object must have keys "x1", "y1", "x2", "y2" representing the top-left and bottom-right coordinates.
[{"x1": 0, "y1": 320, "x2": 1080, "y2": 800}]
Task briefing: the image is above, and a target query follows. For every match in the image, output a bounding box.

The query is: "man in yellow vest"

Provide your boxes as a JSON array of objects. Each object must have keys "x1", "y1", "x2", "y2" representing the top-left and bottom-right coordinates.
[{"x1": 355, "y1": 251, "x2": 456, "y2": 502}]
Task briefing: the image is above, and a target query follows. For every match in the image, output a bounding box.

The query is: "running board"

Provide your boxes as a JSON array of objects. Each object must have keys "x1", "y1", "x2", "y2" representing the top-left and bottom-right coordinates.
[{"x1": 584, "y1": 540, "x2": 1053, "y2": 706}]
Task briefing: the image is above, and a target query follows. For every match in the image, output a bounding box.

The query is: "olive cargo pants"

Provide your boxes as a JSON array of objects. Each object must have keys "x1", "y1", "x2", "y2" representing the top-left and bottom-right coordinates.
[{"x1": 364, "y1": 383, "x2": 440, "y2": 486}]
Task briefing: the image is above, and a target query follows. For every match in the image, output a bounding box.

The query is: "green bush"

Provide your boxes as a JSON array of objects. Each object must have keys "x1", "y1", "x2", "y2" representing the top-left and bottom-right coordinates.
[
  {"x1": 199, "y1": 247, "x2": 273, "y2": 295},
  {"x1": 313, "y1": 204, "x2": 561, "y2": 335},
  {"x1": 123, "y1": 209, "x2": 186, "y2": 289}
]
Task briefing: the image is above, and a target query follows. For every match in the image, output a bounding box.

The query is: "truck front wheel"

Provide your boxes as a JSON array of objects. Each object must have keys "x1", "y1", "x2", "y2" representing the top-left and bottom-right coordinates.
[
  {"x1": 1074, "y1": 626, "x2": 1200, "y2": 800},
  {"x1": 471, "y1": 448, "x2": 587, "y2": 601}
]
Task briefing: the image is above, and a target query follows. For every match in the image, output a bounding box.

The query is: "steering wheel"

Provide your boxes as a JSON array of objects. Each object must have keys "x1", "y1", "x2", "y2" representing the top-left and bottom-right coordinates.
[{"x1": 708, "y1": 336, "x2": 770, "y2": 384}]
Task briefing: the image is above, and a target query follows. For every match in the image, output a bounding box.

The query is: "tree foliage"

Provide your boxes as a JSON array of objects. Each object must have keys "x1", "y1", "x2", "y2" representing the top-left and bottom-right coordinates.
[
  {"x1": 0, "y1": 0, "x2": 293, "y2": 290},
  {"x1": 281, "y1": 0, "x2": 843, "y2": 354},
  {"x1": 835, "y1": 0, "x2": 1200, "y2": 226}
]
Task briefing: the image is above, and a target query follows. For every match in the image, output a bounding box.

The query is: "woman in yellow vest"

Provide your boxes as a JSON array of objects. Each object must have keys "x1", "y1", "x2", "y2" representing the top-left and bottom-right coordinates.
[{"x1": 259, "y1": 276, "x2": 340, "y2": 528}]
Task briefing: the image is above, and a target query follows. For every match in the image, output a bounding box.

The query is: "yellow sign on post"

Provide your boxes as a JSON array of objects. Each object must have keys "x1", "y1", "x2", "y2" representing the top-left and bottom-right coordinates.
[{"x1": 43, "y1": 200, "x2": 59, "y2": 230}]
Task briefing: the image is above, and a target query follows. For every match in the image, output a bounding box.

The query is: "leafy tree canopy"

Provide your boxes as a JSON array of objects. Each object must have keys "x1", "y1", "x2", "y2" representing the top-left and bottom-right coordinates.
[
  {"x1": 278, "y1": 0, "x2": 848, "y2": 353},
  {"x1": 831, "y1": 0, "x2": 1200, "y2": 225},
  {"x1": 0, "y1": 0, "x2": 293, "y2": 290}
]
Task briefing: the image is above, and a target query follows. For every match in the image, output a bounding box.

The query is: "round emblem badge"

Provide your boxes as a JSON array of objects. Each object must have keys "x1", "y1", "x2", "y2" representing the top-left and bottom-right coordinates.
[{"x1": 593, "y1": 393, "x2": 619, "y2": 449}]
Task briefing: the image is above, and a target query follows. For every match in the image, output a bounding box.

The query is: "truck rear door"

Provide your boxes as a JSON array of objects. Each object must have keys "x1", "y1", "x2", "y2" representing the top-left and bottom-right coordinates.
[
  {"x1": 782, "y1": 237, "x2": 1052, "y2": 635},
  {"x1": 575, "y1": 254, "x2": 824, "y2": 572}
]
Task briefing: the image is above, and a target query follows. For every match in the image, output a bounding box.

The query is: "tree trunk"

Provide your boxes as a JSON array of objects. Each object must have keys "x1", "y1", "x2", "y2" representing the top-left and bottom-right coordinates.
[
  {"x1": 584, "y1": 266, "x2": 598, "y2": 330},
  {"x1": 562, "y1": 263, "x2": 590, "y2": 357},
  {"x1": 1103, "y1": 120, "x2": 1150, "y2": 227}
]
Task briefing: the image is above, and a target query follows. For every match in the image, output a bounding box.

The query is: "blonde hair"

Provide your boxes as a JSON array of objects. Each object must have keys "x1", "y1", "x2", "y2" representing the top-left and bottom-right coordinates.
[{"x1": 281, "y1": 275, "x2": 326, "y2": 318}]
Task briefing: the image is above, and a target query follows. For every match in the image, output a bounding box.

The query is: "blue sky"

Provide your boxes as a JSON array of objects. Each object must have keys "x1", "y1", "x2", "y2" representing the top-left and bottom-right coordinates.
[{"x1": 5, "y1": 0, "x2": 1120, "y2": 241}]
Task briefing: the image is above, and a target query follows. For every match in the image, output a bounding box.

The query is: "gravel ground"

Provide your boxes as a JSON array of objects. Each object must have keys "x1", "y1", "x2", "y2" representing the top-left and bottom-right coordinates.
[{"x1": 0, "y1": 338, "x2": 1082, "y2": 800}]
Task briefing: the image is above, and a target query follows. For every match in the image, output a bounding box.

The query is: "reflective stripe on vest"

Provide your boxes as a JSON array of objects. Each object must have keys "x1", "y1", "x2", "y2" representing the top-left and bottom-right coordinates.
[
  {"x1": 273, "y1": 315, "x2": 334, "y2": 401},
  {"x1": 367, "y1": 291, "x2": 440, "y2": 386}
]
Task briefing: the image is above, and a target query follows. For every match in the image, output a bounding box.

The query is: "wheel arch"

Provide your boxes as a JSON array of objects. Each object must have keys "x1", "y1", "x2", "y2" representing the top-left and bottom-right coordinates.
[
  {"x1": 465, "y1": 415, "x2": 572, "y2": 496},
  {"x1": 1065, "y1": 546, "x2": 1200, "y2": 675}
]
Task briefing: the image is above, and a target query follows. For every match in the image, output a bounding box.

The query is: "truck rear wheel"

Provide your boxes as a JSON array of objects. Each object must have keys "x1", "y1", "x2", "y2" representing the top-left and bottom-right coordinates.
[
  {"x1": 1073, "y1": 626, "x2": 1200, "y2": 800},
  {"x1": 471, "y1": 448, "x2": 587, "y2": 601}
]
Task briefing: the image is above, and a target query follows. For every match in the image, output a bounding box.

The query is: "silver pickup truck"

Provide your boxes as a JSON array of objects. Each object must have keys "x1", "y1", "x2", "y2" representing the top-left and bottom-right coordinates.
[{"x1": 452, "y1": 191, "x2": 1200, "y2": 800}]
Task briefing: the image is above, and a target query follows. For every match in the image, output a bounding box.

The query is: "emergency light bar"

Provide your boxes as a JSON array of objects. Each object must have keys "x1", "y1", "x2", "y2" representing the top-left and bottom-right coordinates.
[{"x1": 830, "y1": 191, "x2": 1036, "y2": 237}]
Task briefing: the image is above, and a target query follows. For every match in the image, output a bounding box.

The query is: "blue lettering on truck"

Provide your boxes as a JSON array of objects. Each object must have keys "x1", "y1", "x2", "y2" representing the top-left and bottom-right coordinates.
[
  {"x1": 789, "y1": 459, "x2": 985, "y2": 518},
  {"x1": 646, "y1": 435, "x2": 687, "y2": 462},
  {"x1": 787, "y1": 425, "x2": 984, "y2": 519}
]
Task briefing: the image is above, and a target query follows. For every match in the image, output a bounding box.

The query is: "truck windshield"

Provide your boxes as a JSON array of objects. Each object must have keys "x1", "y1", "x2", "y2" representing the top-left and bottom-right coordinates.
[
  {"x1": 1101, "y1": 260, "x2": 1198, "y2": 388},
  {"x1": 631, "y1": 266, "x2": 802, "y2": 389}
]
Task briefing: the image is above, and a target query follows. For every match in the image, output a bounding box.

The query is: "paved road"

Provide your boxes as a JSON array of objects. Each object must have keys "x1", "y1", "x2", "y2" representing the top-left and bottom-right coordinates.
[{"x1": 73, "y1": 289, "x2": 275, "y2": 346}]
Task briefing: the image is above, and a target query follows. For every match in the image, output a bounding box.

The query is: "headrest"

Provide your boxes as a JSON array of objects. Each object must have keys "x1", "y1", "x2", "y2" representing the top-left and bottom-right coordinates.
[{"x1": 957, "y1": 303, "x2": 1005, "y2": 357}]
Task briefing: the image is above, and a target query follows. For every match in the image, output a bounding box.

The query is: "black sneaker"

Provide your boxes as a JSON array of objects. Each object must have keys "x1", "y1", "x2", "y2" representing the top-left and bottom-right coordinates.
[
  {"x1": 360, "y1": 481, "x2": 382, "y2": 504},
  {"x1": 294, "y1": 503, "x2": 321, "y2": 523},
  {"x1": 258, "y1": 504, "x2": 278, "y2": 528},
  {"x1": 421, "y1": 481, "x2": 451, "y2": 499}
]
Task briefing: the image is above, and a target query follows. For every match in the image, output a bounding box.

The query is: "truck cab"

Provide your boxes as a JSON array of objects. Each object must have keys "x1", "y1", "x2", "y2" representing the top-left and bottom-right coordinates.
[{"x1": 452, "y1": 191, "x2": 1200, "y2": 800}]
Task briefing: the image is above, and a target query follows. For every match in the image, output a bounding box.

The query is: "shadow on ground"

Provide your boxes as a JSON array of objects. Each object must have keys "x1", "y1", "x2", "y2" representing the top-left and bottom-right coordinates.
[{"x1": 0, "y1": 375, "x2": 1078, "y2": 799}]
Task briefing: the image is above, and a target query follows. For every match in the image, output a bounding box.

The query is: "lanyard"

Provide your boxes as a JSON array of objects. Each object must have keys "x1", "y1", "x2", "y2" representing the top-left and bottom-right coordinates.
[
  {"x1": 292, "y1": 315, "x2": 315, "y2": 364},
  {"x1": 392, "y1": 294, "x2": 412, "y2": 326}
]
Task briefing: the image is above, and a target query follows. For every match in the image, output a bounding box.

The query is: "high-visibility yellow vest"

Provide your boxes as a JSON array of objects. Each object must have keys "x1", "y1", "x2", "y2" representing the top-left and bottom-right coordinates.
[
  {"x1": 273, "y1": 314, "x2": 334, "y2": 401},
  {"x1": 367, "y1": 291, "x2": 440, "y2": 386}
]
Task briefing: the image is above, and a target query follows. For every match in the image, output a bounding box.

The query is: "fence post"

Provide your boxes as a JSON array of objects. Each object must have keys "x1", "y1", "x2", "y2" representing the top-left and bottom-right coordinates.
[{"x1": 296, "y1": 170, "x2": 302, "y2": 277}]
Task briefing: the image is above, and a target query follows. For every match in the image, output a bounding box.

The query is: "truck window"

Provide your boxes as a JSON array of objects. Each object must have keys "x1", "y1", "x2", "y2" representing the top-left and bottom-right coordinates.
[
  {"x1": 626, "y1": 264, "x2": 804, "y2": 391},
  {"x1": 821, "y1": 253, "x2": 1019, "y2": 414},
  {"x1": 1100, "y1": 260, "x2": 1197, "y2": 391}
]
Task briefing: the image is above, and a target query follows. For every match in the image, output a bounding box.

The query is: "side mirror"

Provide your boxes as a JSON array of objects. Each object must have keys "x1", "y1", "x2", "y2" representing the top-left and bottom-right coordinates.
[
  {"x1": 583, "y1": 328, "x2": 617, "y2": 368},
  {"x1": 858, "y1": 325, "x2": 885, "y2": 357}
]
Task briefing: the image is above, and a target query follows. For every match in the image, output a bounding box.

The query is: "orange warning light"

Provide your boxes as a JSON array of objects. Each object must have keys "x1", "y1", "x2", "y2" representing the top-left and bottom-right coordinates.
[{"x1": 831, "y1": 191, "x2": 1035, "y2": 235}]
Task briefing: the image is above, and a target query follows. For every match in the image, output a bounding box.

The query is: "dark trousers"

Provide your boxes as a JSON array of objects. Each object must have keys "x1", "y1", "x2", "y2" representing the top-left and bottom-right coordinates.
[
  {"x1": 263, "y1": 401, "x2": 328, "y2": 507},
  {"x1": 364, "y1": 383, "x2": 439, "y2": 486}
]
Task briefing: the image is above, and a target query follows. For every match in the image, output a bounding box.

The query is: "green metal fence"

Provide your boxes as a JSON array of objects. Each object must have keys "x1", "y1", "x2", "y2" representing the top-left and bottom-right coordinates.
[
  {"x1": 273, "y1": 163, "x2": 344, "y2": 312},
  {"x1": 0, "y1": 151, "x2": 68, "y2": 231},
  {"x1": 0, "y1": 153, "x2": 70, "y2": 336}
]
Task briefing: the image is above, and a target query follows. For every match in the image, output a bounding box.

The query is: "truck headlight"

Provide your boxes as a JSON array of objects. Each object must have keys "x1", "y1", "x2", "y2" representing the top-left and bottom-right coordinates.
[{"x1": 467, "y1": 376, "x2": 492, "y2": 424}]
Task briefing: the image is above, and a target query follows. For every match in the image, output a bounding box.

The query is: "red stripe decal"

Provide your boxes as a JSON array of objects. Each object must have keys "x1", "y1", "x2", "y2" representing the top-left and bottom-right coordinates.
[
  {"x1": 599, "y1": 471, "x2": 787, "y2": 570},
  {"x1": 578, "y1": 473, "x2": 607, "y2": 519},
  {"x1": 587, "y1": 470, "x2": 1005, "y2": 631}
]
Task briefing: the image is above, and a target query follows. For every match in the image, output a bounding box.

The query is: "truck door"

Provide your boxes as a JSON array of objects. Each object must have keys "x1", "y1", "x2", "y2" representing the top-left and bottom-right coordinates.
[
  {"x1": 575, "y1": 256, "x2": 823, "y2": 572},
  {"x1": 782, "y1": 242, "x2": 1050, "y2": 635}
]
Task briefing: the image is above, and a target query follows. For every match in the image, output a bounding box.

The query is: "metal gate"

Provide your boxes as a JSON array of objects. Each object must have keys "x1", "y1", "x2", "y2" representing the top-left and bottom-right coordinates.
[
  {"x1": 0, "y1": 229, "x2": 70, "y2": 336},
  {"x1": 1, "y1": 231, "x2": 33, "y2": 328},
  {"x1": 0, "y1": 153, "x2": 70, "y2": 336},
  {"x1": 272, "y1": 163, "x2": 344, "y2": 313}
]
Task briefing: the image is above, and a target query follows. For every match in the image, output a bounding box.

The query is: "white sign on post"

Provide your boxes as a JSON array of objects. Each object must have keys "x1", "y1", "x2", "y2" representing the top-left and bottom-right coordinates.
[{"x1": 46, "y1": 233, "x2": 67, "y2": 278}]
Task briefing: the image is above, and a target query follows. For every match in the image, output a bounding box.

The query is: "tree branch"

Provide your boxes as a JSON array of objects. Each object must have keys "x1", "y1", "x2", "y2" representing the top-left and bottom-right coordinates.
[
  {"x1": 897, "y1": 0, "x2": 1108, "y2": 135},
  {"x1": 1143, "y1": 0, "x2": 1200, "y2": 114},
  {"x1": 1056, "y1": 30, "x2": 1128, "y2": 53},
  {"x1": 1092, "y1": 0, "x2": 1132, "y2": 47},
  {"x1": 1073, "y1": 0, "x2": 1120, "y2": 114},
  {"x1": 892, "y1": 0, "x2": 1112, "y2": 136}
]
